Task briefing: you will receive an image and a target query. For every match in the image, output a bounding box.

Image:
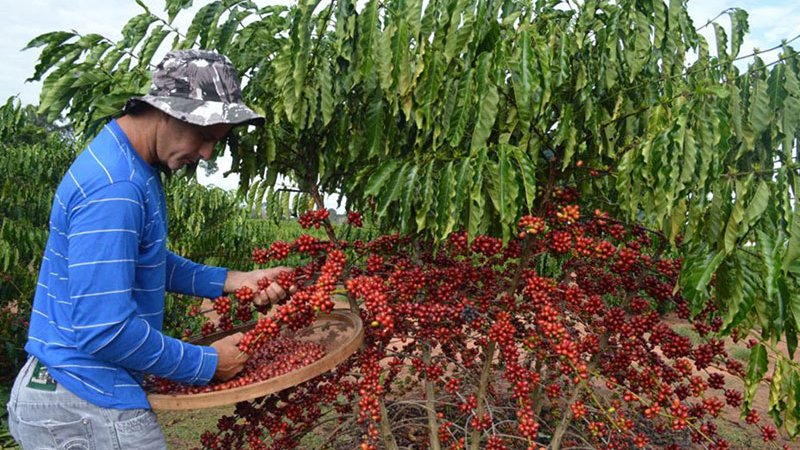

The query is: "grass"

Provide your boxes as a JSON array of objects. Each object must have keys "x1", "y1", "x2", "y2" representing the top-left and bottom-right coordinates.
[
  {"x1": 714, "y1": 417, "x2": 783, "y2": 450},
  {"x1": 156, "y1": 405, "x2": 344, "y2": 450},
  {"x1": 157, "y1": 406, "x2": 234, "y2": 449},
  {"x1": 673, "y1": 324, "x2": 702, "y2": 344},
  {"x1": 730, "y1": 346, "x2": 752, "y2": 362}
]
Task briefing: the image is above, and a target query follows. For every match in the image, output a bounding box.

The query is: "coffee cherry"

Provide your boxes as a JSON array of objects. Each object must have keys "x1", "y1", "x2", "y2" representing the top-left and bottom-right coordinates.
[
  {"x1": 347, "y1": 211, "x2": 363, "y2": 227},
  {"x1": 761, "y1": 425, "x2": 777, "y2": 442},
  {"x1": 235, "y1": 286, "x2": 254, "y2": 306},
  {"x1": 201, "y1": 321, "x2": 216, "y2": 336},
  {"x1": 212, "y1": 296, "x2": 231, "y2": 315}
]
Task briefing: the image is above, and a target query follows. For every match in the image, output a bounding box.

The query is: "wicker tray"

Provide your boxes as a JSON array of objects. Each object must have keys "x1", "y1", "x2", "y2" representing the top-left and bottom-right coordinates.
[{"x1": 147, "y1": 309, "x2": 363, "y2": 411}]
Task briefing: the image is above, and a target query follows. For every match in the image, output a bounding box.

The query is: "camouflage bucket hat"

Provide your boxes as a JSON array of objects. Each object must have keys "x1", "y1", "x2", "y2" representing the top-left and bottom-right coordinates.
[{"x1": 126, "y1": 49, "x2": 265, "y2": 127}]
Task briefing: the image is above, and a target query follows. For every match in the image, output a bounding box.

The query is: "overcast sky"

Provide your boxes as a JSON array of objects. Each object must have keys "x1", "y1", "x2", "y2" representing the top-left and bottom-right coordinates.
[{"x1": 1, "y1": 0, "x2": 799, "y2": 193}]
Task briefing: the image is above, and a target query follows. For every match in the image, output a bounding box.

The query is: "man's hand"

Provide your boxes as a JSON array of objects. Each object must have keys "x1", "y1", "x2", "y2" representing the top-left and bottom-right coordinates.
[
  {"x1": 211, "y1": 332, "x2": 248, "y2": 381},
  {"x1": 223, "y1": 267, "x2": 297, "y2": 306}
]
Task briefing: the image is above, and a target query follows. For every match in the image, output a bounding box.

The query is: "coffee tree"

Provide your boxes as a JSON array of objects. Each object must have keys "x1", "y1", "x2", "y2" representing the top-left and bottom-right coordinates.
[
  {"x1": 0, "y1": 98, "x2": 77, "y2": 381},
  {"x1": 26, "y1": 0, "x2": 800, "y2": 447}
]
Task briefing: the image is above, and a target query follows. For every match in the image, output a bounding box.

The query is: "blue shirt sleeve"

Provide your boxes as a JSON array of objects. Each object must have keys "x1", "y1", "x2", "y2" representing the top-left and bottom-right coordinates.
[
  {"x1": 67, "y1": 182, "x2": 217, "y2": 385},
  {"x1": 165, "y1": 252, "x2": 228, "y2": 298}
]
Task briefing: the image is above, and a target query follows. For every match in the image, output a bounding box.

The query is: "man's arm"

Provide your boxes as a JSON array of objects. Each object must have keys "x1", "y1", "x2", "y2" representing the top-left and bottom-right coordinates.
[
  {"x1": 165, "y1": 252, "x2": 228, "y2": 298},
  {"x1": 166, "y1": 252, "x2": 295, "y2": 305},
  {"x1": 68, "y1": 182, "x2": 218, "y2": 384}
]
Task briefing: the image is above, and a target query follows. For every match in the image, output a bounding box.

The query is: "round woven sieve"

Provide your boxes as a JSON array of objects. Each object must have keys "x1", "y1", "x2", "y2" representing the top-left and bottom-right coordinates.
[{"x1": 147, "y1": 309, "x2": 363, "y2": 411}]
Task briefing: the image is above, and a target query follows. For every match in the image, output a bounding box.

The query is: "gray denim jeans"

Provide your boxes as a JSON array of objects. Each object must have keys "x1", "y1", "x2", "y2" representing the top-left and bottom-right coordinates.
[{"x1": 6, "y1": 357, "x2": 166, "y2": 450}]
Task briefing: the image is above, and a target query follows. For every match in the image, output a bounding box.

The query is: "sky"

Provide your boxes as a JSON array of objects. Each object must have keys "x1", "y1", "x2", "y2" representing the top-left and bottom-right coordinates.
[{"x1": 1, "y1": 0, "x2": 799, "y2": 193}]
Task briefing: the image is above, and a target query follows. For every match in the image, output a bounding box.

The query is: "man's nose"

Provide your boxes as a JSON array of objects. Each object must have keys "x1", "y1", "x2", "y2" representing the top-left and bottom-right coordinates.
[{"x1": 200, "y1": 142, "x2": 215, "y2": 160}]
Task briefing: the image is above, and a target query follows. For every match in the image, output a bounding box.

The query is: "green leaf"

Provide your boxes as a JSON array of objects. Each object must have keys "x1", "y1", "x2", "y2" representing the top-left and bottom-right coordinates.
[
  {"x1": 470, "y1": 87, "x2": 498, "y2": 154},
  {"x1": 744, "y1": 343, "x2": 768, "y2": 409},
  {"x1": 682, "y1": 250, "x2": 725, "y2": 316},
  {"x1": 787, "y1": 372, "x2": 800, "y2": 437},
  {"x1": 435, "y1": 161, "x2": 456, "y2": 238},
  {"x1": 651, "y1": 0, "x2": 667, "y2": 50},
  {"x1": 559, "y1": 109, "x2": 578, "y2": 170},
  {"x1": 319, "y1": 58, "x2": 334, "y2": 126},
  {"x1": 416, "y1": 160, "x2": 436, "y2": 232},
  {"x1": 713, "y1": 23, "x2": 728, "y2": 60},
  {"x1": 291, "y1": 189, "x2": 300, "y2": 217},
  {"x1": 414, "y1": 52, "x2": 443, "y2": 130},
  {"x1": 120, "y1": 13, "x2": 157, "y2": 49},
  {"x1": 768, "y1": 359, "x2": 785, "y2": 425},
  {"x1": 258, "y1": 128, "x2": 276, "y2": 166},
  {"x1": 444, "y1": 11, "x2": 474, "y2": 62},
  {"x1": 357, "y1": 0, "x2": 380, "y2": 77},
  {"x1": 138, "y1": 26, "x2": 170, "y2": 68},
  {"x1": 470, "y1": 54, "x2": 498, "y2": 153},
  {"x1": 24, "y1": 31, "x2": 75, "y2": 50},
  {"x1": 513, "y1": 145, "x2": 536, "y2": 210},
  {"x1": 265, "y1": 187, "x2": 275, "y2": 221},
  {"x1": 749, "y1": 77, "x2": 771, "y2": 137},
  {"x1": 398, "y1": 164, "x2": 419, "y2": 232},
  {"x1": 365, "y1": 98, "x2": 385, "y2": 158},
  {"x1": 376, "y1": 162, "x2": 410, "y2": 219},
  {"x1": 447, "y1": 69, "x2": 473, "y2": 147},
  {"x1": 722, "y1": 186, "x2": 746, "y2": 254},
  {"x1": 27, "y1": 33, "x2": 80, "y2": 82},
  {"x1": 38, "y1": 72, "x2": 76, "y2": 118},
  {"x1": 729, "y1": 8, "x2": 749, "y2": 58},
  {"x1": 392, "y1": 18, "x2": 411, "y2": 98},
  {"x1": 254, "y1": 179, "x2": 270, "y2": 217},
  {"x1": 449, "y1": 158, "x2": 473, "y2": 237},
  {"x1": 629, "y1": 10, "x2": 651, "y2": 81},
  {"x1": 784, "y1": 185, "x2": 800, "y2": 272},
  {"x1": 377, "y1": 24, "x2": 396, "y2": 93},
  {"x1": 363, "y1": 160, "x2": 399, "y2": 198},
  {"x1": 743, "y1": 180, "x2": 770, "y2": 227},
  {"x1": 789, "y1": 289, "x2": 800, "y2": 347},
  {"x1": 510, "y1": 30, "x2": 534, "y2": 124},
  {"x1": 468, "y1": 148, "x2": 487, "y2": 240},
  {"x1": 495, "y1": 146, "x2": 518, "y2": 242},
  {"x1": 786, "y1": 318, "x2": 798, "y2": 360},
  {"x1": 759, "y1": 228, "x2": 781, "y2": 304},
  {"x1": 166, "y1": 0, "x2": 194, "y2": 23}
]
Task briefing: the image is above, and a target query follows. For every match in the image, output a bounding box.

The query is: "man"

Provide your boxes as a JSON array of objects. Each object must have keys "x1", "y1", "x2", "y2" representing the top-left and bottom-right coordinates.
[{"x1": 6, "y1": 50, "x2": 289, "y2": 449}]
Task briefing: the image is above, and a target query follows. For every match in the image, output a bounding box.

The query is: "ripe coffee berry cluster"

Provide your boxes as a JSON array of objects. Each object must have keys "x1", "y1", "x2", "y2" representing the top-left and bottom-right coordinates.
[
  {"x1": 298, "y1": 209, "x2": 330, "y2": 229},
  {"x1": 212, "y1": 296, "x2": 230, "y2": 315},
  {"x1": 236, "y1": 249, "x2": 345, "y2": 355},
  {"x1": 145, "y1": 335, "x2": 325, "y2": 395},
  {"x1": 235, "y1": 285, "x2": 254, "y2": 306},
  {"x1": 347, "y1": 211, "x2": 363, "y2": 227}
]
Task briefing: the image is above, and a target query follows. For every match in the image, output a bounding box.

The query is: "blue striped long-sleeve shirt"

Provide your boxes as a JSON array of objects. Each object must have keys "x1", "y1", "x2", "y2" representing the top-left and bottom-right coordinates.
[{"x1": 25, "y1": 119, "x2": 228, "y2": 409}]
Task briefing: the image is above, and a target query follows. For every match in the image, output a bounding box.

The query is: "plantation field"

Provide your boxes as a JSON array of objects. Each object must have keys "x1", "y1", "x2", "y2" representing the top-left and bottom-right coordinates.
[{"x1": 3, "y1": 0, "x2": 800, "y2": 447}]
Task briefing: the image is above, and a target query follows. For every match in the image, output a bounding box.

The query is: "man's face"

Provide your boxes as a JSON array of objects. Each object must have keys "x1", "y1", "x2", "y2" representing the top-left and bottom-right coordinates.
[{"x1": 156, "y1": 116, "x2": 232, "y2": 170}]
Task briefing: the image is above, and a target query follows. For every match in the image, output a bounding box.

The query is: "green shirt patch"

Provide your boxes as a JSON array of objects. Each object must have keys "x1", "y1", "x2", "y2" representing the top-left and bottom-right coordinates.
[{"x1": 27, "y1": 361, "x2": 57, "y2": 391}]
